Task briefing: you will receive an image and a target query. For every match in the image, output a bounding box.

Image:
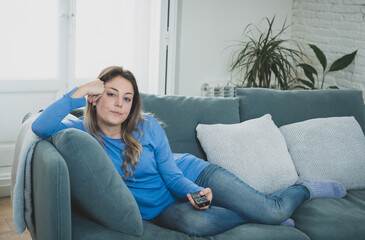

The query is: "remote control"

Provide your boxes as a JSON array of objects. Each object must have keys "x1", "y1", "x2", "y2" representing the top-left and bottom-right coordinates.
[{"x1": 190, "y1": 191, "x2": 210, "y2": 207}]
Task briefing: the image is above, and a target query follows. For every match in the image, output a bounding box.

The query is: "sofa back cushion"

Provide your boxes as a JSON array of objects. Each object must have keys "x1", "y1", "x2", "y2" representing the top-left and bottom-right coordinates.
[
  {"x1": 50, "y1": 129, "x2": 143, "y2": 236},
  {"x1": 236, "y1": 88, "x2": 365, "y2": 134},
  {"x1": 141, "y1": 94, "x2": 240, "y2": 159},
  {"x1": 196, "y1": 114, "x2": 299, "y2": 194},
  {"x1": 280, "y1": 116, "x2": 365, "y2": 190}
]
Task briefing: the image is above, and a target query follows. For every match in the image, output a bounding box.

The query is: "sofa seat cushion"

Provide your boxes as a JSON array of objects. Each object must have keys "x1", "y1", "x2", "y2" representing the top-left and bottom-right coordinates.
[
  {"x1": 141, "y1": 94, "x2": 240, "y2": 159},
  {"x1": 235, "y1": 88, "x2": 365, "y2": 134},
  {"x1": 292, "y1": 189, "x2": 365, "y2": 240},
  {"x1": 71, "y1": 211, "x2": 310, "y2": 240}
]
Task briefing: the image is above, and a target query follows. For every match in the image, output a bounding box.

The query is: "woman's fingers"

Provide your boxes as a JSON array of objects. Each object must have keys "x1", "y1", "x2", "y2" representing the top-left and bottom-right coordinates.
[
  {"x1": 200, "y1": 188, "x2": 213, "y2": 202},
  {"x1": 88, "y1": 95, "x2": 97, "y2": 103},
  {"x1": 93, "y1": 94, "x2": 102, "y2": 102},
  {"x1": 187, "y1": 191, "x2": 211, "y2": 210},
  {"x1": 87, "y1": 94, "x2": 102, "y2": 105}
]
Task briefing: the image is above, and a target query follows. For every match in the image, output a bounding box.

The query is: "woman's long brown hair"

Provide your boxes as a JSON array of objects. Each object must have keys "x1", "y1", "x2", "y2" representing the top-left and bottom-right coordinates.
[{"x1": 83, "y1": 66, "x2": 143, "y2": 178}]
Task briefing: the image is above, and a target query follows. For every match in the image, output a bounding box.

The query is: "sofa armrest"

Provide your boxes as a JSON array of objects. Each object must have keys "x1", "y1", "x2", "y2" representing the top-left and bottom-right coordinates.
[{"x1": 32, "y1": 140, "x2": 71, "y2": 240}]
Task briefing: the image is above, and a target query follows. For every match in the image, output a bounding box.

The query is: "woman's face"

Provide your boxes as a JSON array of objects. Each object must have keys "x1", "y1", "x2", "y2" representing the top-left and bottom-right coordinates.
[{"x1": 96, "y1": 76, "x2": 134, "y2": 130}]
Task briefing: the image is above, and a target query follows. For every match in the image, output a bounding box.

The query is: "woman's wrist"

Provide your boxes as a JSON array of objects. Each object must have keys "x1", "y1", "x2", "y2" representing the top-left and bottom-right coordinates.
[{"x1": 71, "y1": 85, "x2": 88, "y2": 98}]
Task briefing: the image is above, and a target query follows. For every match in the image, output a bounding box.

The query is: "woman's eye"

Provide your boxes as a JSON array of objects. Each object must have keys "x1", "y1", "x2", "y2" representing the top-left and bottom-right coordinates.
[
  {"x1": 107, "y1": 93, "x2": 116, "y2": 97},
  {"x1": 124, "y1": 97, "x2": 131, "y2": 102}
]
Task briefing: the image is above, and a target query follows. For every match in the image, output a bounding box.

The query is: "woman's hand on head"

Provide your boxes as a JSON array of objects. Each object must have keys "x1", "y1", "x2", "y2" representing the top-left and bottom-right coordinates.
[
  {"x1": 187, "y1": 188, "x2": 212, "y2": 210},
  {"x1": 71, "y1": 79, "x2": 105, "y2": 105}
]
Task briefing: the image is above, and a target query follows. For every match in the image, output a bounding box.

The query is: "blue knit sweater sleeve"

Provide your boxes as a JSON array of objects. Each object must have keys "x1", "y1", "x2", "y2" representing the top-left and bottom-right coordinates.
[
  {"x1": 32, "y1": 87, "x2": 86, "y2": 138},
  {"x1": 147, "y1": 116, "x2": 203, "y2": 199}
]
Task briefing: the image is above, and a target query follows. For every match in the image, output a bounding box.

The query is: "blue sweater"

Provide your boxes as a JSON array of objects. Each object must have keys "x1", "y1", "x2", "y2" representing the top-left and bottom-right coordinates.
[{"x1": 32, "y1": 88, "x2": 209, "y2": 219}]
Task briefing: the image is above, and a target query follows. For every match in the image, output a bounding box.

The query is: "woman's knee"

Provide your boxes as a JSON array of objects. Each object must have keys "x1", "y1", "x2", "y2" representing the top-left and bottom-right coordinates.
[
  {"x1": 157, "y1": 203, "x2": 245, "y2": 236},
  {"x1": 181, "y1": 210, "x2": 222, "y2": 236}
]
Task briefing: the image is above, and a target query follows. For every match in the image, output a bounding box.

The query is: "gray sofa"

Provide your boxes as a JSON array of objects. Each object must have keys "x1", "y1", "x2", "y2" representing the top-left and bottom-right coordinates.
[{"x1": 28, "y1": 88, "x2": 365, "y2": 240}]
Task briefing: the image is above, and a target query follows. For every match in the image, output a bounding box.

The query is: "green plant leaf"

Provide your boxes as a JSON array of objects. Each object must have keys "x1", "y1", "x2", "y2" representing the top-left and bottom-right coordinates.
[
  {"x1": 327, "y1": 85, "x2": 339, "y2": 89},
  {"x1": 298, "y1": 63, "x2": 317, "y2": 75},
  {"x1": 228, "y1": 16, "x2": 304, "y2": 89},
  {"x1": 262, "y1": 17, "x2": 274, "y2": 46},
  {"x1": 309, "y1": 44, "x2": 327, "y2": 71},
  {"x1": 329, "y1": 50, "x2": 357, "y2": 72},
  {"x1": 297, "y1": 78, "x2": 315, "y2": 89},
  {"x1": 298, "y1": 63, "x2": 317, "y2": 84}
]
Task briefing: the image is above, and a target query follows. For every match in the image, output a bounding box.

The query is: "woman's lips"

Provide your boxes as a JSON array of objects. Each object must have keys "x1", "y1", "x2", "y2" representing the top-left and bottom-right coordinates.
[{"x1": 111, "y1": 111, "x2": 122, "y2": 115}]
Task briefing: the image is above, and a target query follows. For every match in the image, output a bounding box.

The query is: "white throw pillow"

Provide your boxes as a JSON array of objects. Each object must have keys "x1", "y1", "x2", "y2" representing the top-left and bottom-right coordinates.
[
  {"x1": 196, "y1": 114, "x2": 298, "y2": 194},
  {"x1": 280, "y1": 116, "x2": 365, "y2": 190}
]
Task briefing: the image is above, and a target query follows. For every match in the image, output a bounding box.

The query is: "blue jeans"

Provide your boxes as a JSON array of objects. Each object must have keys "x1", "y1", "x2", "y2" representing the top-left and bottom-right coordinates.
[{"x1": 152, "y1": 164, "x2": 310, "y2": 237}]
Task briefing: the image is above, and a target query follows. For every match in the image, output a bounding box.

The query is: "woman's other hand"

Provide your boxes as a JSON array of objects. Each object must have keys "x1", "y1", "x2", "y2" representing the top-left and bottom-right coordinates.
[
  {"x1": 187, "y1": 188, "x2": 213, "y2": 210},
  {"x1": 71, "y1": 79, "x2": 105, "y2": 105}
]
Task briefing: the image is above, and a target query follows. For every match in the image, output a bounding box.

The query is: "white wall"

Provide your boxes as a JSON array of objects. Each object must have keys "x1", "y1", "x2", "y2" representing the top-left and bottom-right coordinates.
[
  {"x1": 292, "y1": 0, "x2": 365, "y2": 95},
  {"x1": 0, "y1": 82, "x2": 62, "y2": 197},
  {"x1": 174, "y1": 0, "x2": 293, "y2": 96}
]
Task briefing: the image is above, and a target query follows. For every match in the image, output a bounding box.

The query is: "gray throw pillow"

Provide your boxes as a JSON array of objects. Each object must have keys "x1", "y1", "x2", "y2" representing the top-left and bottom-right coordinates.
[
  {"x1": 280, "y1": 116, "x2": 365, "y2": 190},
  {"x1": 196, "y1": 114, "x2": 299, "y2": 194},
  {"x1": 50, "y1": 128, "x2": 143, "y2": 236}
]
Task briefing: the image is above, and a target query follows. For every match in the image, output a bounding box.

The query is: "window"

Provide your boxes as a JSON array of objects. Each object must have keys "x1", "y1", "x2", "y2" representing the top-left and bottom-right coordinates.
[
  {"x1": 0, "y1": 0, "x2": 57, "y2": 81},
  {"x1": 0, "y1": 0, "x2": 167, "y2": 94}
]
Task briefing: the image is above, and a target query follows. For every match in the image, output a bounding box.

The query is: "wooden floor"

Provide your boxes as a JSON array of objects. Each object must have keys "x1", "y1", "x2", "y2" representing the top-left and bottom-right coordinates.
[{"x1": 0, "y1": 197, "x2": 31, "y2": 240}]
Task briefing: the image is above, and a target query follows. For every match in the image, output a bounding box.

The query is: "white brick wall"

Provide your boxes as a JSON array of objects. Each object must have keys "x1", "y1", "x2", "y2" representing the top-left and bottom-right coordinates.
[{"x1": 292, "y1": 0, "x2": 365, "y2": 95}]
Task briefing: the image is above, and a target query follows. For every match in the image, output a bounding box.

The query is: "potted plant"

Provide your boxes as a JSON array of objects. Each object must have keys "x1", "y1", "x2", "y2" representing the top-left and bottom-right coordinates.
[
  {"x1": 229, "y1": 16, "x2": 304, "y2": 90},
  {"x1": 296, "y1": 44, "x2": 357, "y2": 89}
]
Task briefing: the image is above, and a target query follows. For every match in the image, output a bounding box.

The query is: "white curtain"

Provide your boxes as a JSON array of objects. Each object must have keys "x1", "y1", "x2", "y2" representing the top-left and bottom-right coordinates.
[{"x1": 75, "y1": 0, "x2": 162, "y2": 94}]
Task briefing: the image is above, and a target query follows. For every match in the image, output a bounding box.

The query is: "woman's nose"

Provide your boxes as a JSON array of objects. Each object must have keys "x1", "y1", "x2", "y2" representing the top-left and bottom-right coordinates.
[{"x1": 115, "y1": 97, "x2": 123, "y2": 107}]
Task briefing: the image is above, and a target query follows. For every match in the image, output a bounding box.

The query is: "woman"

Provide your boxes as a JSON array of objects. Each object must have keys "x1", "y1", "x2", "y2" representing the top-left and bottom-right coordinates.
[{"x1": 32, "y1": 66, "x2": 346, "y2": 237}]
